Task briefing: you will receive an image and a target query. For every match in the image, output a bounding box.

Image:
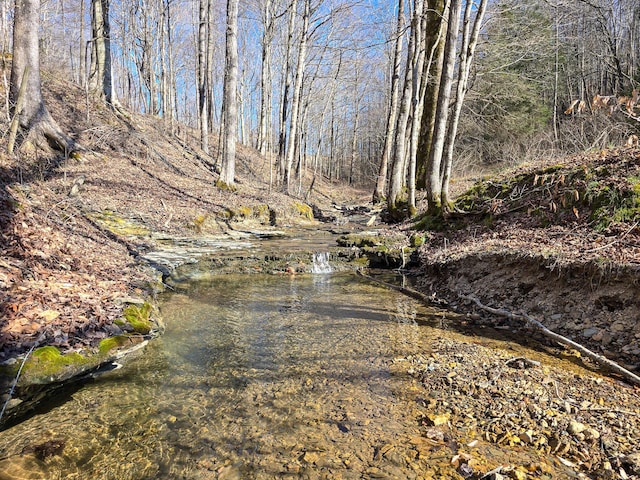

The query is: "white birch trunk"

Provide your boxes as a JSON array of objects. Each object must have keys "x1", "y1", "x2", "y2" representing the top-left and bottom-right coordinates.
[{"x1": 283, "y1": 0, "x2": 310, "y2": 194}]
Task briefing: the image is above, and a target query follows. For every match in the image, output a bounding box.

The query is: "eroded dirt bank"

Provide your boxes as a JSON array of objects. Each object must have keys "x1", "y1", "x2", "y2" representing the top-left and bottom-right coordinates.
[{"x1": 412, "y1": 252, "x2": 640, "y2": 368}]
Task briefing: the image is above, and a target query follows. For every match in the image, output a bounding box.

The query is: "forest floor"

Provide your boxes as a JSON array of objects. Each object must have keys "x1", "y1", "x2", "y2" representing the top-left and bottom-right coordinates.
[{"x1": 1, "y1": 73, "x2": 640, "y2": 478}]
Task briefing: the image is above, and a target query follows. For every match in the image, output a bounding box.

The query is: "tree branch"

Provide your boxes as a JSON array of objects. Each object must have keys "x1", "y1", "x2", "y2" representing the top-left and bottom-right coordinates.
[{"x1": 459, "y1": 293, "x2": 640, "y2": 387}]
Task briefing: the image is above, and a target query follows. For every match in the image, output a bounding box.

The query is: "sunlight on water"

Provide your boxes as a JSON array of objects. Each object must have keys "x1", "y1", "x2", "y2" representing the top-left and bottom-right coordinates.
[{"x1": 0, "y1": 272, "x2": 578, "y2": 479}]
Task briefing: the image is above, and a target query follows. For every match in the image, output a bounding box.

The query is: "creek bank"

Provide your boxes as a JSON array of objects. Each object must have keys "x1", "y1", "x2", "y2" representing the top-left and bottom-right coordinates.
[{"x1": 409, "y1": 249, "x2": 640, "y2": 370}]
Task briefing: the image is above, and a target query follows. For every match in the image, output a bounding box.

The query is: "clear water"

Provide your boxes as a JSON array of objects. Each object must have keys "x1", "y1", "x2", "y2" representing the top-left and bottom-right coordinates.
[{"x1": 0, "y1": 272, "x2": 575, "y2": 479}]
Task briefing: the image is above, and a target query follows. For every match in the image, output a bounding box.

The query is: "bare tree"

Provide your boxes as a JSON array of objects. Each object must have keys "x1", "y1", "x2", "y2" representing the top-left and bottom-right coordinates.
[
  {"x1": 197, "y1": 0, "x2": 209, "y2": 152},
  {"x1": 424, "y1": 0, "x2": 461, "y2": 215},
  {"x1": 373, "y1": 0, "x2": 404, "y2": 203},
  {"x1": 283, "y1": 0, "x2": 310, "y2": 193},
  {"x1": 88, "y1": 0, "x2": 116, "y2": 104},
  {"x1": 220, "y1": 0, "x2": 239, "y2": 187},
  {"x1": 10, "y1": 0, "x2": 72, "y2": 152},
  {"x1": 439, "y1": 0, "x2": 487, "y2": 207},
  {"x1": 416, "y1": 0, "x2": 446, "y2": 190}
]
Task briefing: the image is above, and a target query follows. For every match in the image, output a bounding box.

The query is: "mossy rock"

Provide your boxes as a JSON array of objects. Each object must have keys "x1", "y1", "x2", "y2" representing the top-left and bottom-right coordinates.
[
  {"x1": 20, "y1": 346, "x2": 92, "y2": 384},
  {"x1": 293, "y1": 202, "x2": 314, "y2": 220},
  {"x1": 98, "y1": 335, "x2": 135, "y2": 356},
  {"x1": 220, "y1": 204, "x2": 275, "y2": 226},
  {"x1": 122, "y1": 302, "x2": 153, "y2": 334},
  {"x1": 191, "y1": 213, "x2": 209, "y2": 232},
  {"x1": 409, "y1": 233, "x2": 425, "y2": 247},
  {"x1": 88, "y1": 210, "x2": 149, "y2": 237},
  {"x1": 337, "y1": 233, "x2": 381, "y2": 248}
]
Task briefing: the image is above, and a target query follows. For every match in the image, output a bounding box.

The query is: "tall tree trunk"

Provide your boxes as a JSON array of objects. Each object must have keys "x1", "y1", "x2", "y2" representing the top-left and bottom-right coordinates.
[
  {"x1": 10, "y1": 0, "x2": 72, "y2": 152},
  {"x1": 220, "y1": 0, "x2": 239, "y2": 187},
  {"x1": 425, "y1": 0, "x2": 461, "y2": 214},
  {"x1": 388, "y1": 0, "x2": 418, "y2": 213},
  {"x1": 372, "y1": 0, "x2": 404, "y2": 203},
  {"x1": 88, "y1": 0, "x2": 115, "y2": 104},
  {"x1": 416, "y1": 0, "x2": 446, "y2": 190},
  {"x1": 258, "y1": 0, "x2": 273, "y2": 156},
  {"x1": 278, "y1": 0, "x2": 298, "y2": 181},
  {"x1": 350, "y1": 64, "x2": 361, "y2": 186},
  {"x1": 79, "y1": 0, "x2": 86, "y2": 88},
  {"x1": 197, "y1": 0, "x2": 209, "y2": 153},
  {"x1": 408, "y1": 0, "x2": 427, "y2": 216},
  {"x1": 283, "y1": 0, "x2": 309, "y2": 194},
  {"x1": 165, "y1": 0, "x2": 176, "y2": 132},
  {"x1": 440, "y1": 0, "x2": 487, "y2": 209},
  {"x1": 206, "y1": 0, "x2": 215, "y2": 128}
]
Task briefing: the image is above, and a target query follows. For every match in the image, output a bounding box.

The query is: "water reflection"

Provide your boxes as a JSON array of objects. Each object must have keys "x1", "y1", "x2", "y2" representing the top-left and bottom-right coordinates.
[{"x1": 0, "y1": 272, "x2": 574, "y2": 479}]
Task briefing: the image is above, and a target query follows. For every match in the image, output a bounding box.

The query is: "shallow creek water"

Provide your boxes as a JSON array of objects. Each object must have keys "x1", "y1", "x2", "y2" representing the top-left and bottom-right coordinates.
[{"x1": 0, "y1": 270, "x2": 582, "y2": 479}]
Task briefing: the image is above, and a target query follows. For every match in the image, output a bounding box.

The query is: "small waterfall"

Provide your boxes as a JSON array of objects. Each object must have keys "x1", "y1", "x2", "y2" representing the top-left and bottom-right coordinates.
[{"x1": 311, "y1": 252, "x2": 333, "y2": 274}]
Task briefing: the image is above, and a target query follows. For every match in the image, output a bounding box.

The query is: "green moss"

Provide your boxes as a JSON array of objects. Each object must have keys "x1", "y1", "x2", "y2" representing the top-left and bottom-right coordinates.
[
  {"x1": 252, "y1": 204, "x2": 272, "y2": 223},
  {"x1": 539, "y1": 164, "x2": 565, "y2": 174},
  {"x1": 352, "y1": 256, "x2": 370, "y2": 267},
  {"x1": 23, "y1": 346, "x2": 90, "y2": 378},
  {"x1": 413, "y1": 212, "x2": 448, "y2": 232},
  {"x1": 237, "y1": 206, "x2": 253, "y2": 218},
  {"x1": 337, "y1": 234, "x2": 381, "y2": 248},
  {"x1": 87, "y1": 210, "x2": 149, "y2": 237},
  {"x1": 215, "y1": 179, "x2": 237, "y2": 192},
  {"x1": 98, "y1": 335, "x2": 132, "y2": 356},
  {"x1": 409, "y1": 233, "x2": 425, "y2": 247},
  {"x1": 293, "y1": 202, "x2": 313, "y2": 220},
  {"x1": 122, "y1": 302, "x2": 153, "y2": 334}
]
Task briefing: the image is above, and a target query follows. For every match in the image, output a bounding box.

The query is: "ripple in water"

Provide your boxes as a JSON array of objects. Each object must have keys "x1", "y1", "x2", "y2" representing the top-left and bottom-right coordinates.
[{"x1": 0, "y1": 272, "x2": 577, "y2": 479}]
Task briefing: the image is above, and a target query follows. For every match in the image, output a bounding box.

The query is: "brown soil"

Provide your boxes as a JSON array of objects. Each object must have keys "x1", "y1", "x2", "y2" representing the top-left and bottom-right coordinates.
[{"x1": 410, "y1": 148, "x2": 640, "y2": 369}]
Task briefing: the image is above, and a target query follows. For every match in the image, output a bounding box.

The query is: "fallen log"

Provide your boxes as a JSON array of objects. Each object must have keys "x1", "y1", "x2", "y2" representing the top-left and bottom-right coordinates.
[{"x1": 355, "y1": 269, "x2": 447, "y2": 307}]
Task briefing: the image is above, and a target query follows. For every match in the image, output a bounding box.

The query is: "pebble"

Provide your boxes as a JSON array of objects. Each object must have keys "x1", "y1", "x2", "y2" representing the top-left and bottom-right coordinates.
[
  {"x1": 624, "y1": 452, "x2": 640, "y2": 475},
  {"x1": 568, "y1": 420, "x2": 586, "y2": 435}
]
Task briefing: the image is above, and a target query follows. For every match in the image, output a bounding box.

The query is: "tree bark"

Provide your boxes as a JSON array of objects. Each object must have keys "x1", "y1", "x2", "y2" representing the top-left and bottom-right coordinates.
[
  {"x1": 372, "y1": 0, "x2": 404, "y2": 204},
  {"x1": 220, "y1": 0, "x2": 239, "y2": 187},
  {"x1": 278, "y1": 0, "x2": 298, "y2": 182},
  {"x1": 283, "y1": 0, "x2": 309, "y2": 194},
  {"x1": 425, "y1": 0, "x2": 461, "y2": 214},
  {"x1": 416, "y1": 0, "x2": 446, "y2": 190},
  {"x1": 408, "y1": 0, "x2": 427, "y2": 216},
  {"x1": 440, "y1": 0, "x2": 487, "y2": 209},
  {"x1": 197, "y1": 0, "x2": 209, "y2": 153},
  {"x1": 10, "y1": 0, "x2": 72, "y2": 153},
  {"x1": 88, "y1": 0, "x2": 115, "y2": 104},
  {"x1": 388, "y1": 0, "x2": 418, "y2": 213},
  {"x1": 258, "y1": 0, "x2": 274, "y2": 156}
]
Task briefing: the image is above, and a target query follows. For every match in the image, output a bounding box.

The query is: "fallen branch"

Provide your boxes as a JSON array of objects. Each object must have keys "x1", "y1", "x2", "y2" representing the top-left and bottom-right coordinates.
[{"x1": 459, "y1": 294, "x2": 640, "y2": 387}]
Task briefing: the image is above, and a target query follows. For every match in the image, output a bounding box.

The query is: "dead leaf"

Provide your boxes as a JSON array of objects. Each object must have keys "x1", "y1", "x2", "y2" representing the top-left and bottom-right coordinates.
[{"x1": 39, "y1": 309, "x2": 61, "y2": 322}]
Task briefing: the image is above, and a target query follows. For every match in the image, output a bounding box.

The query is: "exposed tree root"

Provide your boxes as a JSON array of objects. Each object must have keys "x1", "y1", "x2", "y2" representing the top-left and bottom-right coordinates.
[
  {"x1": 355, "y1": 270, "x2": 640, "y2": 387},
  {"x1": 22, "y1": 111, "x2": 75, "y2": 154}
]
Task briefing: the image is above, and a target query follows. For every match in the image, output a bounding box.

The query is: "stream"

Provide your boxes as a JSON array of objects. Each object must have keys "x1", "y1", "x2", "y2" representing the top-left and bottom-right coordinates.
[{"x1": 0, "y1": 244, "x2": 603, "y2": 479}]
